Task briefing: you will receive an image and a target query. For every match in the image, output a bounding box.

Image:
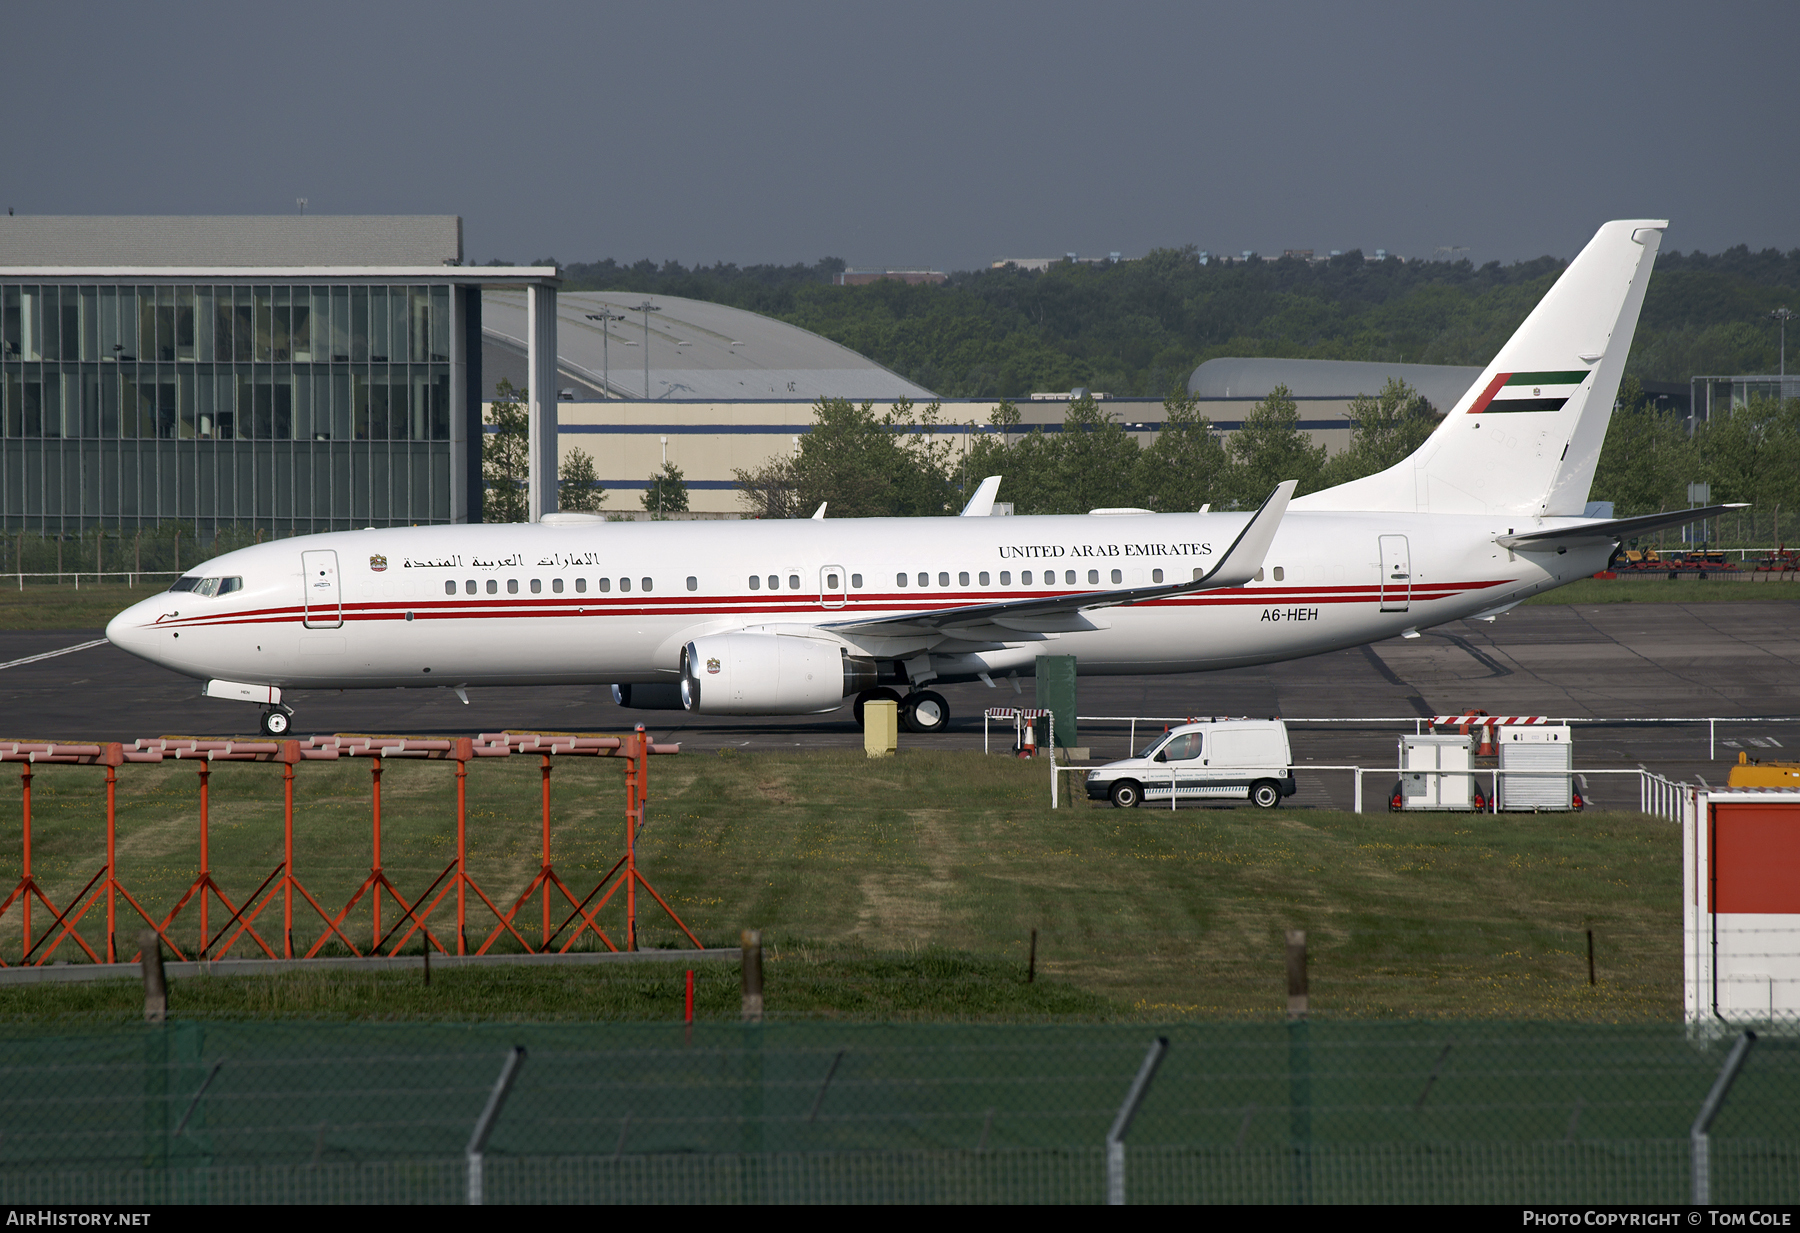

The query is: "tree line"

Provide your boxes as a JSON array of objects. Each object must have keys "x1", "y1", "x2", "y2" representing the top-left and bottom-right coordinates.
[
  {"x1": 737, "y1": 381, "x2": 1800, "y2": 540},
  {"x1": 1593, "y1": 379, "x2": 1800, "y2": 534},
  {"x1": 552, "y1": 245, "x2": 1800, "y2": 400},
  {"x1": 733, "y1": 381, "x2": 1437, "y2": 518}
]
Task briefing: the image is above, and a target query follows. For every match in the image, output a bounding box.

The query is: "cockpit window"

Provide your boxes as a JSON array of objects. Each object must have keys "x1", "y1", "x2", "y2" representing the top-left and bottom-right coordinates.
[{"x1": 169, "y1": 576, "x2": 243, "y2": 597}]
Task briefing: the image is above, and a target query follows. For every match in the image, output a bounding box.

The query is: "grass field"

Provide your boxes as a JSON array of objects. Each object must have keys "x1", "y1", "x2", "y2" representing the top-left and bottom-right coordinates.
[
  {"x1": 0, "y1": 751, "x2": 1679, "y2": 1022},
  {"x1": 0, "y1": 583, "x2": 168, "y2": 631}
]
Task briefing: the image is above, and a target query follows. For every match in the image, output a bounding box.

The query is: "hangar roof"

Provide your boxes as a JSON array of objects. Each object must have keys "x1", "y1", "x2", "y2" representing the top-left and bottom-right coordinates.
[
  {"x1": 482, "y1": 289, "x2": 934, "y2": 401},
  {"x1": 1189, "y1": 357, "x2": 1486, "y2": 413}
]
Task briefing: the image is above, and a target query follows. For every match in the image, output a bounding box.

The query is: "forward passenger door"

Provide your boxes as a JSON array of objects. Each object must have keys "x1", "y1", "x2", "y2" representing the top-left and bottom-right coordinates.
[{"x1": 301, "y1": 549, "x2": 343, "y2": 628}]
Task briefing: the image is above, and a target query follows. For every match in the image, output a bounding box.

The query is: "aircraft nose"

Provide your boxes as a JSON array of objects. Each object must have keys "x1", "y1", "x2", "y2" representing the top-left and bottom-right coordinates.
[{"x1": 105, "y1": 597, "x2": 160, "y2": 658}]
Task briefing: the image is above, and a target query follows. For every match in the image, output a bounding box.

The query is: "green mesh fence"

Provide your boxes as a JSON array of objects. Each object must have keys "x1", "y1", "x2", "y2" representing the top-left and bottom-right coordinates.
[{"x1": 0, "y1": 1020, "x2": 1794, "y2": 1204}]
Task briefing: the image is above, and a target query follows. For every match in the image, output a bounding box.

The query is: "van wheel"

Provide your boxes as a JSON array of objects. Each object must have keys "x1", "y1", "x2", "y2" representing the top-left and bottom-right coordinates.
[
  {"x1": 1110, "y1": 781, "x2": 1141, "y2": 809},
  {"x1": 1251, "y1": 780, "x2": 1281, "y2": 809}
]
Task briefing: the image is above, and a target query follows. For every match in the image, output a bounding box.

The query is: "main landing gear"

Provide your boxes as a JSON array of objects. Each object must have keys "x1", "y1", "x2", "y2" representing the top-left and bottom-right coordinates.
[
  {"x1": 854, "y1": 688, "x2": 950, "y2": 735},
  {"x1": 260, "y1": 706, "x2": 295, "y2": 737}
]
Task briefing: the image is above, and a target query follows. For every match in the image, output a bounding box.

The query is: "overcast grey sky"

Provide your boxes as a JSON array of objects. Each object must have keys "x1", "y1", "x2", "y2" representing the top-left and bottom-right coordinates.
[{"x1": 10, "y1": 1, "x2": 1797, "y2": 271}]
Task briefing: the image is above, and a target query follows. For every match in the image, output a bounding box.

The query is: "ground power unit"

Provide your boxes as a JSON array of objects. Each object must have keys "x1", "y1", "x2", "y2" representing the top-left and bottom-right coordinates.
[
  {"x1": 1497, "y1": 724, "x2": 1577, "y2": 811},
  {"x1": 1394, "y1": 733, "x2": 1477, "y2": 811}
]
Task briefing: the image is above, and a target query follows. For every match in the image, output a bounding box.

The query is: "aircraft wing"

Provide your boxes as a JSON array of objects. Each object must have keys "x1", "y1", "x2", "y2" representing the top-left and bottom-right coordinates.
[
  {"x1": 1496, "y1": 504, "x2": 1748, "y2": 550},
  {"x1": 823, "y1": 481, "x2": 1296, "y2": 637}
]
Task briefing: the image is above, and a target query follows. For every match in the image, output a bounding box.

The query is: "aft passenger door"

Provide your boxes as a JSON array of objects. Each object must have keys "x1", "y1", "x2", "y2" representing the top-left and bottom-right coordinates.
[
  {"x1": 1379, "y1": 535, "x2": 1411, "y2": 613},
  {"x1": 819, "y1": 564, "x2": 848, "y2": 609},
  {"x1": 301, "y1": 549, "x2": 343, "y2": 628}
]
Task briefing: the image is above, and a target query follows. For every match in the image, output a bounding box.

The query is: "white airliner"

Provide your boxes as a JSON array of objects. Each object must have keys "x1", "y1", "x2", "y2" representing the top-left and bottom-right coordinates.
[{"x1": 107, "y1": 220, "x2": 1738, "y2": 737}]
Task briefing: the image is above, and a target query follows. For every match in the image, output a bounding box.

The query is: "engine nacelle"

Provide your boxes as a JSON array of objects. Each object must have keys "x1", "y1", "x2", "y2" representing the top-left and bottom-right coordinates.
[
  {"x1": 681, "y1": 633, "x2": 872, "y2": 715},
  {"x1": 611, "y1": 683, "x2": 686, "y2": 710}
]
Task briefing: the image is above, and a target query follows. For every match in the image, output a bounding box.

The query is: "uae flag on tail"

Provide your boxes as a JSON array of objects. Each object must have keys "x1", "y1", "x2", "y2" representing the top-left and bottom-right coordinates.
[{"x1": 1466, "y1": 370, "x2": 1589, "y2": 414}]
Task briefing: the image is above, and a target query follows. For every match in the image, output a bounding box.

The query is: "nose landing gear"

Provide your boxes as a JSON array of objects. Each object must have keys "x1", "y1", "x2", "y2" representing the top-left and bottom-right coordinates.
[{"x1": 259, "y1": 706, "x2": 295, "y2": 737}]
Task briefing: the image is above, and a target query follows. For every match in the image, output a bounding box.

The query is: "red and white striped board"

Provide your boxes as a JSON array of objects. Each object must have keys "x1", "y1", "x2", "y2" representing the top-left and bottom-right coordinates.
[{"x1": 1431, "y1": 715, "x2": 1551, "y2": 727}]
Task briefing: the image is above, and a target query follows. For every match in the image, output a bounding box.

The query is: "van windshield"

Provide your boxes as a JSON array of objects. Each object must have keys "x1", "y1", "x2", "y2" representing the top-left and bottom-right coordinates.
[{"x1": 1136, "y1": 737, "x2": 1168, "y2": 759}]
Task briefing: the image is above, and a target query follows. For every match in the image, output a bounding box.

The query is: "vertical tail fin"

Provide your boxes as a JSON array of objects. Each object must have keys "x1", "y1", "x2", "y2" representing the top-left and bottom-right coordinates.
[{"x1": 1296, "y1": 219, "x2": 1666, "y2": 516}]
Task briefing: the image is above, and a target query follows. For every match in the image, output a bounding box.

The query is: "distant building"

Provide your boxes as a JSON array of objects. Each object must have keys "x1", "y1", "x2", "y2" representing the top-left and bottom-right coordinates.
[
  {"x1": 1, "y1": 214, "x2": 558, "y2": 534},
  {"x1": 832, "y1": 269, "x2": 947, "y2": 286}
]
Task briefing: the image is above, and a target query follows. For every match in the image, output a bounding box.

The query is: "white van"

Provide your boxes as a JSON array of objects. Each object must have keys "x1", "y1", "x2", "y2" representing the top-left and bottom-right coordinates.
[{"x1": 1084, "y1": 719, "x2": 1296, "y2": 809}]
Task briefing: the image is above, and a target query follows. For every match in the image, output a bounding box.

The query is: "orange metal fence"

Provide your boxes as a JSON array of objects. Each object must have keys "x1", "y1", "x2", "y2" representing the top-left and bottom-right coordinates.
[{"x1": 0, "y1": 728, "x2": 690, "y2": 966}]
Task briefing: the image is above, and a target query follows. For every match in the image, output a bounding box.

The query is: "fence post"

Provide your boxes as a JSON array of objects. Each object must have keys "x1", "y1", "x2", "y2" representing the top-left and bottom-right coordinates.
[
  {"x1": 1106, "y1": 1037, "x2": 1169, "y2": 1205},
  {"x1": 466, "y1": 1046, "x2": 526, "y2": 1206},
  {"x1": 741, "y1": 929, "x2": 763, "y2": 1021},
  {"x1": 1692, "y1": 1030, "x2": 1756, "y2": 1205},
  {"x1": 140, "y1": 928, "x2": 167, "y2": 1022}
]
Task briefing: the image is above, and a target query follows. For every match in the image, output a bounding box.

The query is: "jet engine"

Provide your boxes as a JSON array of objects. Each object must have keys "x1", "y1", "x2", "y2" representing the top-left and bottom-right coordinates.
[{"x1": 681, "y1": 633, "x2": 876, "y2": 715}]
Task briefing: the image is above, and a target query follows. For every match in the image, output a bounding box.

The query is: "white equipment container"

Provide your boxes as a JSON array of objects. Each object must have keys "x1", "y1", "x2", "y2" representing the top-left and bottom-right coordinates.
[
  {"x1": 1397, "y1": 734, "x2": 1475, "y2": 810},
  {"x1": 1497, "y1": 724, "x2": 1573, "y2": 810}
]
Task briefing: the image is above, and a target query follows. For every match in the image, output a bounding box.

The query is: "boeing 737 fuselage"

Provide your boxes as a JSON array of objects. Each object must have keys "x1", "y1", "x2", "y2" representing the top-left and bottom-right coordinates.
[{"x1": 104, "y1": 220, "x2": 1739, "y2": 736}]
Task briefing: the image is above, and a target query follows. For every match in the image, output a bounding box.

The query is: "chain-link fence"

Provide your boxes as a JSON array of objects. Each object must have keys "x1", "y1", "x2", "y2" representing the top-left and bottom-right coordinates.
[{"x1": 0, "y1": 1019, "x2": 1794, "y2": 1204}]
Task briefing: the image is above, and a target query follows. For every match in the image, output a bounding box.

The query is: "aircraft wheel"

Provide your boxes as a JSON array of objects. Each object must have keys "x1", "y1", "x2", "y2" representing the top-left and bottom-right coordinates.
[
  {"x1": 260, "y1": 708, "x2": 291, "y2": 737},
  {"x1": 853, "y1": 687, "x2": 903, "y2": 728},
  {"x1": 901, "y1": 690, "x2": 949, "y2": 735}
]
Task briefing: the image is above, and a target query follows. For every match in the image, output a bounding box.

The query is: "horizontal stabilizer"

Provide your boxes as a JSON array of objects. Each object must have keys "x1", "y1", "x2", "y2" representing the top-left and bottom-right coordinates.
[{"x1": 1496, "y1": 504, "x2": 1748, "y2": 549}]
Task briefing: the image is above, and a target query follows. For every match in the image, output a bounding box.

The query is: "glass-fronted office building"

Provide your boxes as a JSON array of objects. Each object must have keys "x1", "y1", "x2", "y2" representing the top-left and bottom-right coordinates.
[{"x1": 0, "y1": 216, "x2": 558, "y2": 534}]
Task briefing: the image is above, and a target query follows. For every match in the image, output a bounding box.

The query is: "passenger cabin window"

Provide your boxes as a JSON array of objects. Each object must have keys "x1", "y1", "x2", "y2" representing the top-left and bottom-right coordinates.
[
  {"x1": 1193, "y1": 568, "x2": 1205, "y2": 581},
  {"x1": 896, "y1": 573, "x2": 907, "y2": 587},
  {"x1": 507, "y1": 579, "x2": 519, "y2": 594},
  {"x1": 768, "y1": 575, "x2": 779, "y2": 590},
  {"x1": 978, "y1": 572, "x2": 989, "y2": 586},
  {"x1": 486, "y1": 580, "x2": 498, "y2": 594},
  {"x1": 1088, "y1": 570, "x2": 1099, "y2": 585},
  {"x1": 786, "y1": 575, "x2": 798, "y2": 590},
  {"x1": 575, "y1": 578, "x2": 587, "y2": 593},
  {"x1": 1065, "y1": 571, "x2": 1077, "y2": 585},
  {"x1": 465, "y1": 580, "x2": 476, "y2": 594},
  {"x1": 598, "y1": 578, "x2": 611, "y2": 592},
  {"x1": 1273, "y1": 566, "x2": 1285, "y2": 581},
  {"x1": 958, "y1": 572, "x2": 970, "y2": 586},
  {"x1": 749, "y1": 576, "x2": 761, "y2": 590},
  {"x1": 1152, "y1": 569, "x2": 1163, "y2": 584},
  {"x1": 444, "y1": 581, "x2": 456, "y2": 595},
  {"x1": 642, "y1": 578, "x2": 653, "y2": 592},
  {"x1": 1021, "y1": 571, "x2": 1032, "y2": 585},
  {"x1": 851, "y1": 574, "x2": 863, "y2": 588},
  {"x1": 686, "y1": 576, "x2": 697, "y2": 591},
  {"x1": 552, "y1": 578, "x2": 563, "y2": 593},
  {"x1": 619, "y1": 577, "x2": 631, "y2": 592},
  {"x1": 938, "y1": 572, "x2": 949, "y2": 587},
  {"x1": 1111, "y1": 569, "x2": 1122, "y2": 584},
  {"x1": 917, "y1": 573, "x2": 928, "y2": 587},
  {"x1": 1000, "y1": 571, "x2": 1011, "y2": 585},
  {"x1": 825, "y1": 573, "x2": 839, "y2": 589},
  {"x1": 530, "y1": 579, "x2": 541, "y2": 594}
]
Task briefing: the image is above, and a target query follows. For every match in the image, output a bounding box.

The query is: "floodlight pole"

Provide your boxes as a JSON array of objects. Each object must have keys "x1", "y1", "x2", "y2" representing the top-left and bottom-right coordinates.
[
  {"x1": 585, "y1": 310, "x2": 626, "y2": 398},
  {"x1": 1771, "y1": 307, "x2": 1793, "y2": 382},
  {"x1": 632, "y1": 301, "x2": 661, "y2": 399}
]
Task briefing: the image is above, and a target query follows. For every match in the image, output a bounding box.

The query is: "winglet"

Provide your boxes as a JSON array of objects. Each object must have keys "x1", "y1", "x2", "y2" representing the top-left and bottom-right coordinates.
[
  {"x1": 1196, "y1": 481, "x2": 1296, "y2": 589},
  {"x1": 960, "y1": 476, "x2": 1003, "y2": 517},
  {"x1": 811, "y1": 502, "x2": 827, "y2": 520}
]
